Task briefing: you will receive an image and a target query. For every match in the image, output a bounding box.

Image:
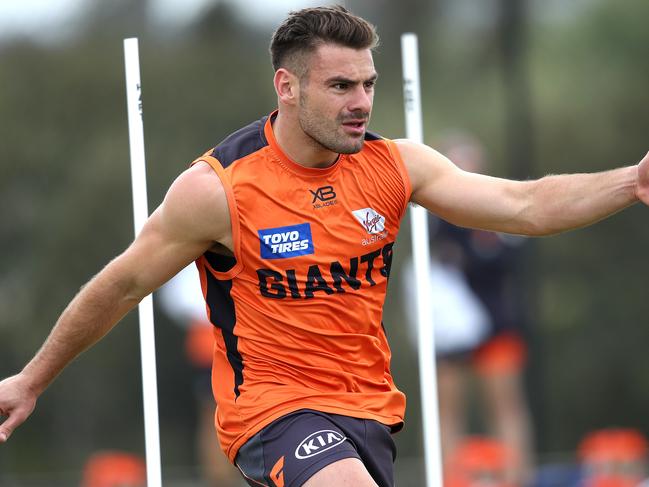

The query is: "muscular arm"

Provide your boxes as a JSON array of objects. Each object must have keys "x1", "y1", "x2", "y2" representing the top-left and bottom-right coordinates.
[
  {"x1": 0, "y1": 162, "x2": 230, "y2": 442},
  {"x1": 398, "y1": 139, "x2": 647, "y2": 236}
]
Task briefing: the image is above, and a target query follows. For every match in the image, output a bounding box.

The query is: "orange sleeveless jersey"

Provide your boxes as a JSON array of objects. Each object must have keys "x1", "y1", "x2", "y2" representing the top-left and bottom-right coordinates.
[{"x1": 192, "y1": 112, "x2": 412, "y2": 461}]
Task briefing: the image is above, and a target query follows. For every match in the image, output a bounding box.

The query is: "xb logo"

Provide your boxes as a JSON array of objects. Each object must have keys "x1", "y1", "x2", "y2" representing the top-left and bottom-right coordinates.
[
  {"x1": 310, "y1": 186, "x2": 337, "y2": 209},
  {"x1": 310, "y1": 185, "x2": 336, "y2": 202}
]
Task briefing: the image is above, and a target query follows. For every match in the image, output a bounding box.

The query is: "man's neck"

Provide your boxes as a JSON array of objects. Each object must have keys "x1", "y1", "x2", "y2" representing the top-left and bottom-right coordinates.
[{"x1": 272, "y1": 110, "x2": 339, "y2": 169}]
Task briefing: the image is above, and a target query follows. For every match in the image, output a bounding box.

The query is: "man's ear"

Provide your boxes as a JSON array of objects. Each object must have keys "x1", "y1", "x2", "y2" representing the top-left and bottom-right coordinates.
[{"x1": 274, "y1": 68, "x2": 300, "y2": 106}]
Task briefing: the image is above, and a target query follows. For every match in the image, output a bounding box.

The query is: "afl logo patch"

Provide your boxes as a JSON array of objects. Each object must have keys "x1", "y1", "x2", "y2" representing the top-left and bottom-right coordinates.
[
  {"x1": 258, "y1": 223, "x2": 314, "y2": 259},
  {"x1": 295, "y1": 429, "x2": 347, "y2": 460}
]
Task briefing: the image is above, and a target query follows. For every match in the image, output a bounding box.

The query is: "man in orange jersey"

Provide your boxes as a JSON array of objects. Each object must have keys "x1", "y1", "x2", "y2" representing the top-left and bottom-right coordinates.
[{"x1": 1, "y1": 6, "x2": 648, "y2": 487}]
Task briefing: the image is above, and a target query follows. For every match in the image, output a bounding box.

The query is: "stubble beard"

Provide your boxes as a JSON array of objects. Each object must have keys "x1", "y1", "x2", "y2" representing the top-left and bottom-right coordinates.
[{"x1": 298, "y1": 96, "x2": 368, "y2": 155}]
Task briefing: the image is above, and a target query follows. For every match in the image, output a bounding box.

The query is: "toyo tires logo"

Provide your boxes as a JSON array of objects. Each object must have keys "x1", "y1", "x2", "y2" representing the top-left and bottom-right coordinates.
[
  {"x1": 258, "y1": 223, "x2": 314, "y2": 260},
  {"x1": 294, "y1": 429, "x2": 347, "y2": 459}
]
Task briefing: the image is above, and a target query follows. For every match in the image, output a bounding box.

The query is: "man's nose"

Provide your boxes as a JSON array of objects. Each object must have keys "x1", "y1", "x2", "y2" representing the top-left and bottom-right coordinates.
[{"x1": 348, "y1": 85, "x2": 372, "y2": 114}]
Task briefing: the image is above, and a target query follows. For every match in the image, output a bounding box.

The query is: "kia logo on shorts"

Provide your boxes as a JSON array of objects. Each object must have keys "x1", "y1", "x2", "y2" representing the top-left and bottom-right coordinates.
[{"x1": 294, "y1": 429, "x2": 346, "y2": 459}]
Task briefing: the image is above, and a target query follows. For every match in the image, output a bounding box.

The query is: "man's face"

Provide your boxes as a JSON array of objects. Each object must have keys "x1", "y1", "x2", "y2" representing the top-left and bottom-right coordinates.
[{"x1": 297, "y1": 43, "x2": 377, "y2": 155}]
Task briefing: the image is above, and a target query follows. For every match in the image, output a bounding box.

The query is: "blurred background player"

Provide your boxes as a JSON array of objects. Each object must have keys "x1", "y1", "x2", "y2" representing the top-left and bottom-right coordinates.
[
  {"x1": 80, "y1": 451, "x2": 145, "y2": 487},
  {"x1": 158, "y1": 265, "x2": 242, "y2": 487},
  {"x1": 402, "y1": 132, "x2": 534, "y2": 485},
  {"x1": 577, "y1": 428, "x2": 649, "y2": 487},
  {"x1": 444, "y1": 436, "x2": 516, "y2": 487}
]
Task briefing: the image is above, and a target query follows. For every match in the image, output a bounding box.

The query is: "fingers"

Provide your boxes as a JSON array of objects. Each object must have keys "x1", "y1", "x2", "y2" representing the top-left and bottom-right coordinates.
[
  {"x1": 0, "y1": 411, "x2": 12, "y2": 442},
  {"x1": 0, "y1": 416, "x2": 9, "y2": 442},
  {"x1": 0, "y1": 408, "x2": 6, "y2": 442},
  {"x1": 0, "y1": 407, "x2": 31, "y2": 443},
  {"x1": 0, "y1": 375, "x2": 39, "y2": 444},
  {"x1": 0, "y1": 412, "x2": 22, "y2": 443}
]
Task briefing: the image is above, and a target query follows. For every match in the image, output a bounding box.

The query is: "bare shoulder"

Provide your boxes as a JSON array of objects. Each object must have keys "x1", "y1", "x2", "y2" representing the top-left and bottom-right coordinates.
[
  {"x1": 393, "y1": 138, "x2": 459, "y2": 198},
  {"x1": 159, "y1": 161, "x2": 232, "y2": 250}
]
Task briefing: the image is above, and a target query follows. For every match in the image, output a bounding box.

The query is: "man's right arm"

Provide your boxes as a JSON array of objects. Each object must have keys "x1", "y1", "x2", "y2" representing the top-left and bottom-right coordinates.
[
  {"x1": 397, "y1": 139, "x2": 646, "y2": 236},
  {"x1": 0, "y1": 161, "x2": 230, "y2": 442}
]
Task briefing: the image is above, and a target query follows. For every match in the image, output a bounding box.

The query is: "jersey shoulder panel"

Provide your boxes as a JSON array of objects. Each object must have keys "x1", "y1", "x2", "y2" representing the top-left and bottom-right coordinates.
[
  {"x1": 211, "y1": 116, "x2": 269, "y2": 168},
  {"x1": 190, "y1": 117, "x2": 270, "y2": 280},
  {"x1": 364, "y1": 129, "x2": 383, "y2": 141}
]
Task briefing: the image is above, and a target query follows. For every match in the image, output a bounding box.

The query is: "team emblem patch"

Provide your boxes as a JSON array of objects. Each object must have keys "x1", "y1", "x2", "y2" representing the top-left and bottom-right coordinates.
[
  {"x1": 352, "y1": 208, "x2": 386, "y2": 234},
  {"x1": 258, "y1": 223, "x2": 314, "y2": 259}
]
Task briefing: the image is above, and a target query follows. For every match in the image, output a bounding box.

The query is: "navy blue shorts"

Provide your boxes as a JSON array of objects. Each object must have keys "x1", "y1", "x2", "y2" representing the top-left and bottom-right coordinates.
[{"x1": 234, "y1": 409, "x2": 396, "y2": 487}]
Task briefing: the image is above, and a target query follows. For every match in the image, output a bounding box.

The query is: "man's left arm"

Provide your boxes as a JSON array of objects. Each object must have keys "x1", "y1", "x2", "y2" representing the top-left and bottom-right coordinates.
[{"x1": 397, "y1": 139, "x2": 648, "y2": 236}]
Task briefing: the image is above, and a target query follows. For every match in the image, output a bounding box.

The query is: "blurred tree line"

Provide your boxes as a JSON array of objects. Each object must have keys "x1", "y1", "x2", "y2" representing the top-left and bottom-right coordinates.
[{"x1": 1, "y1": 0, "x2": 648, "y2": 483}]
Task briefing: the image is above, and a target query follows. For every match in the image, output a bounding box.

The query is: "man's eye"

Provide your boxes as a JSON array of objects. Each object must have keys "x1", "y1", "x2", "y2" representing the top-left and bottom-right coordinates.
[{"x1": 333, "y1": 83, "x2": 348, "y2": 90}]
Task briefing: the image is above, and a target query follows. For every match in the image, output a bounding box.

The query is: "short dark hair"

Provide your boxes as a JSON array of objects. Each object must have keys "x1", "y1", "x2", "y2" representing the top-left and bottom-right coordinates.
[{"x1": 269, "y1": 5, "x2": 379, "y2": 76}]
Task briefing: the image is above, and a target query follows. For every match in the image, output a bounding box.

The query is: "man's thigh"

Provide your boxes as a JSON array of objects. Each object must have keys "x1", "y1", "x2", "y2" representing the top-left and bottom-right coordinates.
[
  {"x1": 302, "y1": 457, "x2": 378, "y2": 486},
  {"x1": 235, "y1": 409, "x2": 395, "y2": 487}
]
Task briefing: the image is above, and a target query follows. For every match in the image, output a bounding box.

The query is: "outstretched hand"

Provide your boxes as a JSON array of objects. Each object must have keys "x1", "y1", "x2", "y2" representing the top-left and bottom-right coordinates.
[
  {"x1": 0, "y1": 374, "x2": 37, "y2": 443},
  {"x1": 637, "y1": 151, "x2": 649, "y2": 206}
]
